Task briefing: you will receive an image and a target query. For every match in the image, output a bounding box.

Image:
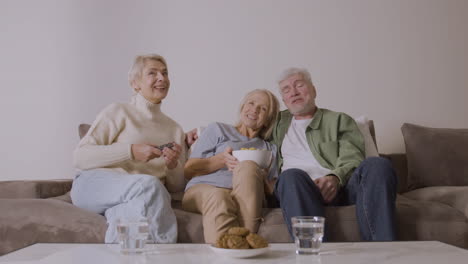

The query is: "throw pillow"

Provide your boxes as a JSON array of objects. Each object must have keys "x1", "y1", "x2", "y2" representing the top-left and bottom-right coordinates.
[
  {"x1": 401, "y1": 123, "x2": 468, "y2": 189},
  {"x1": 354, "y1": 116, "x2": 379, "y2": 158}
]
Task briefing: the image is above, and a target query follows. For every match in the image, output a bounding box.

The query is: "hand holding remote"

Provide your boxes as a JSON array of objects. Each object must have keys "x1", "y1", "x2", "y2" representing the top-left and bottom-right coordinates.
[
  {"x1": 155, "y1": 142, "x2": 174, "y2": 151},
  {"x1": 162, "y1": 142, "x2": 181, "y2": 169},
  {"x1": 131, "y1": 144, "x2": 162, "y2": 162}
]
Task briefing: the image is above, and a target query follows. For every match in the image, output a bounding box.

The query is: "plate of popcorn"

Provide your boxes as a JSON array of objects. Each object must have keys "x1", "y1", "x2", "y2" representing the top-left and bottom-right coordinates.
[{"x1": 210, "y1": 227, "x2": 270, "y2": 258}]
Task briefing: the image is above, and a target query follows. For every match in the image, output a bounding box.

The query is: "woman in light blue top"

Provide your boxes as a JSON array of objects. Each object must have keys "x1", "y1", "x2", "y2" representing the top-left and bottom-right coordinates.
[{"x1": 182, "y1": 89, "x2": 280, "y2": 243}]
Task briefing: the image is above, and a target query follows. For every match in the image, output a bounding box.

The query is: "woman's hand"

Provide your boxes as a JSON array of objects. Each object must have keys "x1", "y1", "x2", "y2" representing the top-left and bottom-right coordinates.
[
  {"x1": 220, "y1": 146, "x2": 239, "y2": 171},
  {"x1": 163, "y1": 142, "x2": 182, "y2": 169},
  {"x1": 185, "y1": 128, "x2": 198, "y2": 147},
  {"x1": 263, "y1": 168, "x2": 277, "y2": 196},
  {"x1": 131, "y1": 144, "x2": 162, "y2": 162}
]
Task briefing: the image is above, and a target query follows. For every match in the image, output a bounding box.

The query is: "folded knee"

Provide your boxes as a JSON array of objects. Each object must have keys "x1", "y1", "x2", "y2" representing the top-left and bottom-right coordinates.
[
  {"x1": 137, "y1": 174, "x2": 163, "y2": 188},
  {"x1": 234, "y1": 160, "x2": 260, "y2": 175},
  {"x1": 232, "y1": 160, "x2": 264, "y2": 184},
  {"x1": 360, "y1": 157, "x2": 397, "y2": 184},
  {"x1": 133, "y1": 174, "x2": 170, "y2": 200},
  {"x1": 361, "y1": 157, "x2": 392, "y2": 168},
  {"x1": 206, "y1": 189, "x2": 235, "y2": 206},
  {"x1": 204, "y1": 189, "x2": 237, "y2": 214},
  {"x1": 278, "y1": 169, "x2": 312, "y2": 187},
  {"x1": 238, "y1": 160, "x2": 258, "y2": 169}
]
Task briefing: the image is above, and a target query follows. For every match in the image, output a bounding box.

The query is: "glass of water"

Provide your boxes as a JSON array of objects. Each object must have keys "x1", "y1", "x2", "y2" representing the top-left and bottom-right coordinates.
[
  {"x1": 292, "y1": 216, "x2": 325, "y2": 255},
  {"x1": 116, "y1": 217, "x2": 150, "y2": 254}
]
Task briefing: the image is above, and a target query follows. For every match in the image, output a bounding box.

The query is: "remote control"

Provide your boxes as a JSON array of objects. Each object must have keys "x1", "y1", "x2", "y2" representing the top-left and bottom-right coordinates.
[{"x1": 156, "y1": 143, "x2": 174, "y2": 150}]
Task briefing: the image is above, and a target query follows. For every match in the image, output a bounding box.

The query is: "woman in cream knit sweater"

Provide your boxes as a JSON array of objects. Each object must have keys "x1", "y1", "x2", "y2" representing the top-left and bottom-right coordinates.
[{"x1": 71, "y1": 54, "x2": 186, "y2": 243}]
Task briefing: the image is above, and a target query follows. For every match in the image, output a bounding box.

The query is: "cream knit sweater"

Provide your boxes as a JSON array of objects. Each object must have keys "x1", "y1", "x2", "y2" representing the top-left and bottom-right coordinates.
[{"x1": 73, "y1": 93, "x2": 187, "y2": 193}]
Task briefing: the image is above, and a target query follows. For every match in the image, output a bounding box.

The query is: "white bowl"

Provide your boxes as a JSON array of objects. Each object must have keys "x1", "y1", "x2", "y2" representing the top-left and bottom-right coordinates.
[
  {"x1": 209, "y1": 245, "x2": 270, "y2": 258},
  {"x1": 232, "y1": 149, "x2": 272, "y2": 168}
]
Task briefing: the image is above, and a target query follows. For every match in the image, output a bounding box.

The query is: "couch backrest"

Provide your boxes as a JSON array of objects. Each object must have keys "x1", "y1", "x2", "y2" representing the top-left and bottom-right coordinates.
[
  {"x1": 77, "y1": 122, "x2": 409, "y2": 193},
  {"x1": 79, "y1": 124, "x2": 91, "y2": 139},
  {"x1": 79, "y1": 122, "x2": 378, "y2": 146},
  {"x1": 367, "y1": 121, "x2": 409, "y2": 193},
  {"x1": 0, "y1": 180, "x2": 72, "y2": 199},
  {"x1": 380, "y1": 154, "x2": 409, "y2": 194}
]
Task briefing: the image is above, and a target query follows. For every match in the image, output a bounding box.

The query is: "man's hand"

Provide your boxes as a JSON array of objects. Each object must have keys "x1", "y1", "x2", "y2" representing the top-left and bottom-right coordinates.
[
  {"x1": 185, "y1": 128, "x2": 198, "y2": 147},
  {"x1": 162, "y1": 142, "x2": 182, "y2": 169},
  {"x1": 314, "y1": 175, "x2": 340, "y2": 204},
  {"x1": 131, "y1": 144, "x2": 162, "y2": 162},
  {"x1": 220, "y1": 147, "x2": 238, "y2": 171}
]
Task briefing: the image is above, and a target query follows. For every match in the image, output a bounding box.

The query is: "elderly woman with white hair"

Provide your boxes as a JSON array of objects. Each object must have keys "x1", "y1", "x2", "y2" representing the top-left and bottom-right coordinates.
[
  {"x1": 71, "y1": 54, "x2": 186, "y2": 244},
  {"x1": 182, "y1": 89, "x2": 280, "y2": 243}
]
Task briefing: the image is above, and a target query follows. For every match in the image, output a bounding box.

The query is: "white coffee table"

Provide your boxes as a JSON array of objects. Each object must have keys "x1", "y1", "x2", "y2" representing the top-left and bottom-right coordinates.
[{"x1": 1, "y1": 241, "x2": 467, "y2": 264}]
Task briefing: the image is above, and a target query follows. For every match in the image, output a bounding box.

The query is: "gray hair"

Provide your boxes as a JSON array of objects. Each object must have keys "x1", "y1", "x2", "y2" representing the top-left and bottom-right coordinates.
[
  {"x1": 128, "y1": 54, "x2": 168, "y2": 90},
  {"x1": 277, "y1": 67, "x2": 313, "y2": 87}
]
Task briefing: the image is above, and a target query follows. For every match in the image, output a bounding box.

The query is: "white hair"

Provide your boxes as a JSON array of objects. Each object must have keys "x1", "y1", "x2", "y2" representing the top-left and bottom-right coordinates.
[
  {"x1": 128, "y1": 54, "x2": 167, "y2": 91},
  {"x1": 277, "y1": 67, "x2": 313, "y2": 87}
]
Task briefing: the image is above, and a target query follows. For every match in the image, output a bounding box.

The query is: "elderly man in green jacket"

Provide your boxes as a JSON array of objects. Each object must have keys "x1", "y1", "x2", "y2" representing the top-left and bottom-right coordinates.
[{"x1": 270, "y1": 68, "x2": 397, "y2": 242}]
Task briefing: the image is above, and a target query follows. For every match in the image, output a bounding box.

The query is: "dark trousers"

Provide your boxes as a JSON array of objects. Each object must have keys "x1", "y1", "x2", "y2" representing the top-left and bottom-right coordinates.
[{"x1": 274, "y1": 157, "x2": 398, "y2": 241}]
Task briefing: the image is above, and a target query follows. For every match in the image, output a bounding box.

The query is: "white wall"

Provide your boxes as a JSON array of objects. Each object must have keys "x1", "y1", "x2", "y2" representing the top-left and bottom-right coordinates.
[{"x1": 1, "y1": 0, "x2": 467, "y2": 181}]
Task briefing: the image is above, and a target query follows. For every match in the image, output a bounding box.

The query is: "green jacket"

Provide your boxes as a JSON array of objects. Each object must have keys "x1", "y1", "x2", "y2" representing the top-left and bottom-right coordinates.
[{"x1": 271, "y1": 108, "x2": 365, "y2": 187}]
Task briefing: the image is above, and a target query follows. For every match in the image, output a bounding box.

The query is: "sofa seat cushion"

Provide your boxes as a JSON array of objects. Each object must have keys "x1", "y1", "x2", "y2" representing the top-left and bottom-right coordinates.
[
  {"x1": 258, "y1": 208, "x2": 291, "y2": 242},
  {"x1": 173, "y1": 208, "x2": 204, "y2": 243},
  {"x1": 171, "y1": 195, "x2": 468, "y2": 247},
  {"x1": 259, "y1": 206, "x2": 362, "y2": 242},
  {"x1": 403, "y1": 186, "x2": 468, "y2": 218},
  {"x1": 240, "y1": 194, "x2": 468, "y2": 245},
  {"x1": 0, "y1": 198, "x2": 106, "y2": 255},
  {"x1": 396, "y1": 195, "x2": 468, "y2": 248},
  {"x1": 325, "y1": 205, "x2": 361, "y2": 242}
]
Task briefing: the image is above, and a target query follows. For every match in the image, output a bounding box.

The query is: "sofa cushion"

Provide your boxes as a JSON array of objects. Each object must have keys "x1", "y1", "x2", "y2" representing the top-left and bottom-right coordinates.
[
  {"x1": 259, "y1": 206, "x2": 362, "y2": 243},
  {"x1": 0, "y1": 198, "x2": 106, "y2": 255},
  {"x1": 0, "y1": 180, "x2": 72, "y2": 199},
  {"x1": 325, "y1": 205, "x2": 361, "y2": 242},
  {"x1": 396, "y1": 195, "x2": 468, "y2": 248},
  {"x1": 258, "y1": 208, "x2": 291, "y2": 242},
  {"x1": 173, "y1": 208, "x2": 204, "y2": 243},
  {"x1": 403, "y1": 186, "x2": 468, "y2": 218},
  {"x1": 401, "y1": 123, "x2": 468, "y2": 190},
  {"x1": 380, "y1": 153, "x2": 409, "y2": 194}
]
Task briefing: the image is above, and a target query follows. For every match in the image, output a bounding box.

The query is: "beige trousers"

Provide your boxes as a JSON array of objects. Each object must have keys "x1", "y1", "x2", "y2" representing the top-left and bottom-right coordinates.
[{"x1": 182, "y1": 160, "x2": 265, "y2": 243}]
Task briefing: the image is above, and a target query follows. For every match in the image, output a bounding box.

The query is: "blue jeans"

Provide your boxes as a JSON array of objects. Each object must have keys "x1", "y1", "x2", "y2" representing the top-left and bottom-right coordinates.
[
  {"x1": 70, "y1": 169, "x2": 177, "y2": 243},
  {"x1": 274, "y1": 157, "x2": 397, "y2": 241}
]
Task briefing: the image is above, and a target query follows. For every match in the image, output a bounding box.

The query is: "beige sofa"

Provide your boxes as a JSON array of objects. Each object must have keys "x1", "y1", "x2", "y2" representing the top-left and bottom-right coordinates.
[{"x1": 1, "y1": 122, "x2": 467, "y2": 255}]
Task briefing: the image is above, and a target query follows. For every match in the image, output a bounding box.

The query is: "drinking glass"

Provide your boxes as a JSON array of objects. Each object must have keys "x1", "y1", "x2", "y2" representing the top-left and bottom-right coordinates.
[
  {"x1": 116, "y1": 217, "x2": 150, "y2": 254},
  {"x1": 292, "y1": 216, "x2": 325, "y2": 255}
]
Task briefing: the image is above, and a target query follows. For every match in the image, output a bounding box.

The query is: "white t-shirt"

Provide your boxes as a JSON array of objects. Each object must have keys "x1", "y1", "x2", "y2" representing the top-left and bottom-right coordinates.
[{"x1": 281, "y1": 118, "x2": 331, "y2": 180}]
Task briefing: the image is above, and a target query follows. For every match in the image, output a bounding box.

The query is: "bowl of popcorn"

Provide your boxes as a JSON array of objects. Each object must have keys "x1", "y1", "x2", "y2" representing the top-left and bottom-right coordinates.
[
  {"x1": 210, "y1": 227, "x2": 270, "y2": 258},
  {"x1": 232, "y1": 148, "x2": 272, "y2": 169}
]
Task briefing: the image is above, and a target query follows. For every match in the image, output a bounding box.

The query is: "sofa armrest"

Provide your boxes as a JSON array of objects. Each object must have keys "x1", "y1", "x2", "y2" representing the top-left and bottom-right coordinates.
[{"x1": 0, "y1": 180, "x2": 72, "y2": 199}]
